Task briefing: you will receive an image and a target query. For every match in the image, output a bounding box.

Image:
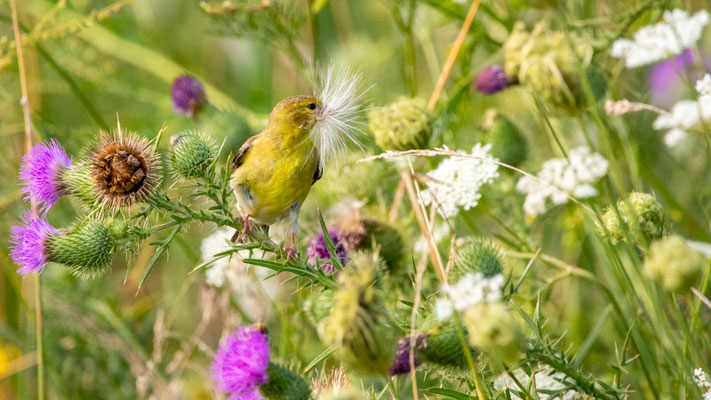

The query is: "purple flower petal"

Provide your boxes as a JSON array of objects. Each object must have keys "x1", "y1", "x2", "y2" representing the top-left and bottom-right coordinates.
[
  {"x1": 171, "y1": 75, "x2": 206, "y2": 117},
  {"x1": 19, "y1": 139, "x2": 72, "y2": 214},
  {"x1": 306, "y1": 230, "x2": 349, "y2": 275},
  {"x1": 9, "y1": 211, "x2": 58, "y2": 276},
  {"x1": 475, "y1": 65, "x2": 512, "y2": 95},
  {"x1": 388, "y1": 334, "x2": 426, "y2": 376},
  {"x1": 211, "y1": 325, "x2": 270, "y2": 398},
  {"x1": 230, "y1": 390, "x2": 266, "y2": 400}
]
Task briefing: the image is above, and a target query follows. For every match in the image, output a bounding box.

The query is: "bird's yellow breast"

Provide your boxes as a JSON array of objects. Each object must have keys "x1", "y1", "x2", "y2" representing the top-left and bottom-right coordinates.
[{"x1": 230, "y1": 132, "x2": 319, "y2": 225}]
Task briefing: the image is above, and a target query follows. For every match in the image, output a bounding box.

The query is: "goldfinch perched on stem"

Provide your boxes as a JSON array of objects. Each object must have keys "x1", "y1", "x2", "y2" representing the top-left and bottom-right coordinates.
[{"x1": 230, "y1": 67, "x2": 364, "y2": 259}]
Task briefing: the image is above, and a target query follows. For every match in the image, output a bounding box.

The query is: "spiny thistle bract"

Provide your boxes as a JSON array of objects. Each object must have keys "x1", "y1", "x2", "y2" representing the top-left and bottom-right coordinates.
[
  {"x1": 367, "y1": 97, "x2": 431, "y2": 151},
  {"x1": 503, "y1": 22, "x2": 605, "y2": 111},
  {"x1": 643, "y1": 235, "x2": 706, "y2": 293},
  {"x1": 169, "y1": 132, "x2": 215, "y2": 178},
  {"x1": 599, "y1": 192, "x2": 665, "y2": 245},
  {"x1": 452, "y1": 237, "x2": 504, "y2": 282},
  {"x1": 89, "y1": 131, "x2": 161, "y2": 210},
  {"x1": 60, "y1": 162, "x2": 100, "y2": 209},
  {"x1": 482, "y1": 110, "x2": 528, "y2": 167},
  {"x1": 320, "y1": 255, "x2": 397, "y2": 375},
  {"x1": 417, "y1": 320, "x2": 470, "y2": 369},
  {"x1": 463, "y1": 302, "x2": 523, "y2": 365},
  {"x1": 260, "y1": 363, "x2": 311, "y2": 400}
]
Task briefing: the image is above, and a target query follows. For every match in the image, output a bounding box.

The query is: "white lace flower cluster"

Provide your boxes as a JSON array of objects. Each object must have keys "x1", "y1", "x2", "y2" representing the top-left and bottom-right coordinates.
[
  {"x1": 516, "y1": 147, "x2": 608, "y2": 217},
  {"x1": 695, "y1": 368, "x2": 711, "y2": 400},
  {"x1": 654, "y1": 74, "x2": 711, "y2": 147},
  {"x1": 611, "y1": 9, "x2": 709, "y2": 68},
  {"x1": 200, "y1": 228, "x2": 282, "y2": 320},
  {"x1": 420, "y1": 144, "x2": 500, "y2": 219},
  {"x1": 434, "y1": 272, "x2": 504, "y2": 321},
  {"x1": 494, "y1": 367, "x2": 581, "y2": 400}
]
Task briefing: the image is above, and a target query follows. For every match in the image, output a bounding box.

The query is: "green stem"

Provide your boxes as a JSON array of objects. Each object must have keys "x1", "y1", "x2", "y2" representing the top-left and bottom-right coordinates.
[{"x1": 34, "y1": 274, "x2": 44, "y2": 400}]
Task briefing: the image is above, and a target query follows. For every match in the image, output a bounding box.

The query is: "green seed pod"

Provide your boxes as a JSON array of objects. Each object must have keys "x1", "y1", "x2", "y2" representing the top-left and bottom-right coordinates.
[
  {"x1": 170, "y1": 132, "x2": 215, "y2": 178},
  {"x1": 46, "y1": 219, "x2": 116, "y2": 278},
  {"x1": 463, "y1": 302, "x2": 523, "y2": 365},
  {"x1": 452, "y1": 238, "x2": 504, "y2": 282},
  {"x1": 368, "y1": 97, "x2": 431, "y2": 151},
  {"x1": 644, "y1": 235, "x2": 706, "y2": 293},
  {"x1": 599, "y1": 192, "x2": 665, "y2": 245},
  {"x1": 417, "y1": 320, "x2": 471, "y2": 369},
  {"x1": 482, "y1": 110, "x2": 528, "y2": 167},
  {"x1": 61, "y1": 162, "x2": 99, "y2": 209},
  {"x1": 260, "y1": 362, "x2": 311, "y2": 400},
  {"x1": 320, "y1": 255, "x2": 397, "y2": 375}
]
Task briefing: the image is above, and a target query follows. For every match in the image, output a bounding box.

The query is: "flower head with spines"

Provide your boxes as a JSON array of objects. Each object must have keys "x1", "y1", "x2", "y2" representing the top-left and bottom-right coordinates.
[{"x1": 18, "y1": 139, "x2": 72, "y2": 214}]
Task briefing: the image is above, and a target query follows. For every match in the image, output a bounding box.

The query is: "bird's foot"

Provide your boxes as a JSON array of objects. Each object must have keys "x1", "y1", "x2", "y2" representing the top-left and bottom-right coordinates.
[
  {"x1": 283, "y1": 245, "x2": 298, "y2": 261},
  {"x1": 232, "y1": 215, "x2": 253, "y2": 243}
]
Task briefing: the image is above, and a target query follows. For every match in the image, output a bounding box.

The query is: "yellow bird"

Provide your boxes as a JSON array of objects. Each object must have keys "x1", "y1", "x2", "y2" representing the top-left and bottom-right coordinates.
[{"x1": 230, "y1": 67, "x2": 364, "y2": 259}]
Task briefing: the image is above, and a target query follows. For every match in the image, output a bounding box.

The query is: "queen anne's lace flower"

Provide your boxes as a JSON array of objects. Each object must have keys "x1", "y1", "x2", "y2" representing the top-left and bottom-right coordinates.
[
  {"x1": 516, "y1": 147, "x2": 608, "y2": 217},
  {"x1": 494, "y1": 366, "x2": 581, "y2": 399},
  {"x1": 611, "y1": 9, "x2": 709, "y2": 68},
  {"x1": 697, "y1": 74, "x2": 711, "y2": 96},
  {"x1": 694, "y1": 368, "x2": 711, "y2": 400},
  {"x1": 420, "y1": 144, "x2": 499, "y2": 218},
  {"x1": 434, "y1": 272, "x2": 504, "y2": 321},
  {"x1": 653, "y1": 77, "x2": 711, "y2": 147}
]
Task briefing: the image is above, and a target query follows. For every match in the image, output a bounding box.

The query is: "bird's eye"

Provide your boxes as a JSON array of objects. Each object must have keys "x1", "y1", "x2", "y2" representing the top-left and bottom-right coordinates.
[{"x1": 307, "y1": 103, "x2": 317, "y2": 110}]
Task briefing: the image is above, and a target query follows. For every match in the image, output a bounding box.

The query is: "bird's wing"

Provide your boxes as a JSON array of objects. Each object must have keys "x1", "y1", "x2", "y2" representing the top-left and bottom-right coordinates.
[
  {"x1": 312, "y1": 149, "x2": 323, "y2": 185},
  {"x1": 232, "y1": 135, "x2": 259, "y2": 170}
]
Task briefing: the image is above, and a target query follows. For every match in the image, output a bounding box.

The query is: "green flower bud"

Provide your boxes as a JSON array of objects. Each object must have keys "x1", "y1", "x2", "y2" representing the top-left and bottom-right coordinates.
[
  {"x1": 260, "y1": 362, "x2": 311, "y2": 400},
  {"x1": 482, "y1": 110, "x2": 528, "y2": 167},
  {"x1": 61, "y1": 162, "x2": 99, "y2": 209},
  {"x1": 320, "y1": 255, "x2": 397, "y2": 375},
  {"x1": 47, "y1": 219, "x2": 117, "y2": 278},
  {"x1": 453, "y1": 238, "x2": 504, "y2": 281},
  {"x1": 463, "y1": 302, "x2": 523, "y2": 365},
  {"x1": 170, "y1": 132, "x2": 215, "y2": 178},
  {"x1": 418, "y1": 320, "x2": 471, "y2": 369},
  {"x1": 368, "y1": 97, "x2": 431, "y2": 151},
  {"x1": 599, "y1": 192, "x2": 665, "y2": 245},
  {"x1": 644, "y1": 235, "x2": 706, "y2": 293}
]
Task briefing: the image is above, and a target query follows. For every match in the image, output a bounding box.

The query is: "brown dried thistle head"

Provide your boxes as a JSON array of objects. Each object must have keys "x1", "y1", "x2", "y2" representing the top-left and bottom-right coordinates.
[{"x1": 90, "y1": 131, "x2": 161, "y2": 209}]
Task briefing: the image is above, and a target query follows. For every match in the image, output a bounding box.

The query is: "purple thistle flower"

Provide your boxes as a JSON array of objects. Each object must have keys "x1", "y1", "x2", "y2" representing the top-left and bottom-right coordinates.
[
  {"x1": 306, "y1": 230, "x2": 349, "y2": 275},
  {"x1": 475, "y1": 65, "x2": 513, "y2": 95},
  {"x1": 211, "y1": 325, "x2": 270, "y2": 399},
  {"x1": 19, "y1": 139, "x2": 72, "y2": 214},
  {"x1": 9, "y1": 211, "x2": 58, "y2": 276},
  {"x1": 171, "y1": 74, "x2": 206, "y2": 117},
  {"x1": 388, "y1": 334, "x2": 426, "y2": 376}
]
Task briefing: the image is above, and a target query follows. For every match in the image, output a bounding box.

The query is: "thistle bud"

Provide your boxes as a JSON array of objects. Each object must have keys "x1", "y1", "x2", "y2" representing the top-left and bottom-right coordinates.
[
  {"x1": 320, "y1": 255, "x2": 397, "y2": 375},
  {"x1": 475, "y1": 65, "x2": 515, "y2": 95},
  {"x1": 368, "y1": 97, "x2": 431, "y2": 151},
  {"x1": 260, "y1": 363, "x2": 312, "y2": 400},
  {"x1": 452, "y1": 238, "x2": 504, "y2": 282},
  {"x1": 388, "y1": 334, "x2": 426, "y2": 376},
  {"x1": 417, "y1": 320, "x2": 470, "y2": 369},
  {"x1": 644, "y1": 235, "x2": 706, "y2": 293},
  {"x1": 463, "y1": 302, "x2": 523, "y2": 365},
  {"x1": 171, "y1": 74, "x2": 206, "y2": 117},
  {"x1": 599, "y1": 192, "x2": 665, "y2": 245},
  {"x1": 482, "y1": 110, "x2": 528, "y2": 167},
  {"x1": 169, "y1": 132, "x2": 215, "y2": 178},
  {"x1": 61, "y1": 162, "x2": 100, "y2": 209},
  {"x1": 89, "y1": 132, "x2": 161, "y2": 209}
]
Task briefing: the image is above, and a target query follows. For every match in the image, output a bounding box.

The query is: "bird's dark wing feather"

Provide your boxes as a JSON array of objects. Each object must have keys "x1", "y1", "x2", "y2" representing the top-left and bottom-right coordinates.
[
  {"x1": 312, "y1": 149, "x2": 323, "y2": 185},
  {"x1": 232, "y1": 135, "x2": 259, "y2": 170}
]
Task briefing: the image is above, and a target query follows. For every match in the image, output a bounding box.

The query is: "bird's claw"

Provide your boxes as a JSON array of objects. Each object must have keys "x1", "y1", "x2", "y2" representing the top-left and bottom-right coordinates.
[
  {"x1": 233, "y1": 216, "x2": 253, "y2": 244},
  {"x1": 283, "y1": 245, "x2": 298, "y2": 261}
]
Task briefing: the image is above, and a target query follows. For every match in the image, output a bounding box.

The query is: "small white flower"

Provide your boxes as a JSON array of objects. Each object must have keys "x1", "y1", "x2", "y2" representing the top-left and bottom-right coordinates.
[
  {"x1": 611, "y1": 9, "x2": 709, "y2": 68},
  {"x1": 420, "y1": 143, "x2": 500, "y2": 218},
  {"x1": 494, "y1": 366, "x2": 580, "y2": 400},
  {"x1": 435, "y1": 272, "x2": 504, "y2": 321},
  {"x1": 664, "y1": 129, "x2": 688, "y2": 147},
  {"x1": 654, "y1": 96, "x2": 711, "y2": 146},
  {"x1": 516, "y1": 147, "x2": 608, "y2": 217},
  {"x1": 694, "y1": 368, "x2": 711, "y2": 399},
  {"x1": 697, "y1": 74, "x2": 711, "y2": 96}
]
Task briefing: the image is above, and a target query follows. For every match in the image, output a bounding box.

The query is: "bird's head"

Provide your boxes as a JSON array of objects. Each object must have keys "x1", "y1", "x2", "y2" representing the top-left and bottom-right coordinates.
[{"x1": 268, "y1": 95, "x2": 323, "y2": 132}]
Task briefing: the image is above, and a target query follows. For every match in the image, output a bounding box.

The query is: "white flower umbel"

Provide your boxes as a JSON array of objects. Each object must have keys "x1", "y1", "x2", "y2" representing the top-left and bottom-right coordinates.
[
  {"x1": 611, "y1": 9, "x2": 709, "y2": 68},
  {"x1": 420, "y1": 143, "x2": 500, "y2": 219},
  {"x1": 434, "y1": 272, "x2": 504, "y2": 321},
  {"x1": 694, "y1": 368, "x2": 711, "y2": 400},
  {"x1": 697, "y1": 74, "x2": 711, "y2": 96},
  {"x1": 312, "y1": 65, "x2": 367, "y2": 166},
  {"x1": 200, "y1": 227, "x2": 283, "y2": 320},
  {"x1": 516, "y1": 146, "x2": 608, "y2": 217},
  {"x1": 494, "y1": 366, "x2": 580, "y2": 400},
  {"x1": 653, "y1": 95, "x2": 711, "y2": 147}
]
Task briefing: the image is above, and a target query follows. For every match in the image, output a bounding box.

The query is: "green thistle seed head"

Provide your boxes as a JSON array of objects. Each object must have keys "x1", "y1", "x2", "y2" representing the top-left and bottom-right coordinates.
[
  {"x1": 368, "y1": 97, "x2": 431, "y2": 151},
  {"x1": 259, "y1": 362, "x2": 311, "y2": 400},
  {"x1": 463, "y1": 302, "x2": 523, "y2": 365},
  {"x1": 482, "y1": 110, "x2": 528, "y2": 167},
  {"x1": 417, "y1": 320, "x2": 471, "y2": 369},
  {"x1": 644, "y1": 235, "x2": 706, "y2": 293},
  {"x1": 46, "y1": 219, "x2": 116, "y2": 278},
  {"x1": 320, "y1": 255, "x2": 397, "y2": 375},
  {"x1": 169, "y1": 132, "x2": 215, "y2": 178},
  {"x1": 453, "y1": 238, "x2": 504, "y2": 281},
  {"x1": 599, "y1": 192, "x2": 665, "y2": 245},
  {"x1": 61, "y1": 162, "x2": 100, "y2": 209}
]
